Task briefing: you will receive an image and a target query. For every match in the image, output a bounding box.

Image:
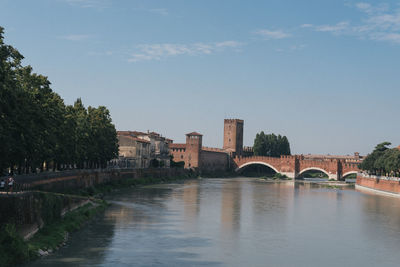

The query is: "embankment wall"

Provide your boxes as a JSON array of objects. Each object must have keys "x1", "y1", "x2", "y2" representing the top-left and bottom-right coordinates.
[
  {"x1": 17, "y1": 168, "x2": 189, "y2": 192},
  {"x1": 356, "y1": 174, "x2": 400, "y2": 196},
  {"x1": 2, "y1": 168, "x2": 190, "y2": 238}
]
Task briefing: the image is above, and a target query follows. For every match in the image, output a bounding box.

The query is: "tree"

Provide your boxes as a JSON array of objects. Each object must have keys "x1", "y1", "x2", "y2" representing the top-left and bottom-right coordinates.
[
  {"x1": 253, "y1": 131, "x2": 291, "y2": 157},
  {"x1": 359, "y1": 142, "x2": 391, "y2": 175},
  {"x1": 0, "y1": 26, "x2": 119, "y2": 174}
]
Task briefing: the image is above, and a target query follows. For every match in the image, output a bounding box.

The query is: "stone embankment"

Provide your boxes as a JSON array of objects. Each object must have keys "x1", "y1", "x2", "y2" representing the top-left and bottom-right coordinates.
[{"x1": 356, "y1": 173, "x2": 400, "y2": 197}]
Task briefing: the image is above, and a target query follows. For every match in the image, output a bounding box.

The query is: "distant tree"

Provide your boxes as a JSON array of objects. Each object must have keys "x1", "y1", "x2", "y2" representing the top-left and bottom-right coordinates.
[
  {"x1": 253, "y1": 131, "x2": 291, "y2": 157},
  {"x1": 359, "y1": 142, "x2": 398, "y2": 175}
]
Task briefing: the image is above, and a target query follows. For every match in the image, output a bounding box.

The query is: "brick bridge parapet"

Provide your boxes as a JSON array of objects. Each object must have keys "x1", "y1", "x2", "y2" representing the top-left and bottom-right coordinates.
[{"x1": 233, "y1": 155, "x2": 359, "y2": 180}]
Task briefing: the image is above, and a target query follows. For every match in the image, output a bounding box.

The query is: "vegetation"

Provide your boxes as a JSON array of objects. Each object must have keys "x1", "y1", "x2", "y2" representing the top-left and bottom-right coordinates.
[
  {"x1": 0, "y1": 26, "x2": 118, "y2": 175},
  {"x1": 253, "y1": 131, "x2": 291, "y2": 157},
  {"x1": 299, "y1": 170, "x2": 328, "y2": 179},
  {"x1": 359, "y1": 142, "x2": 400, "y2": 177},
  {"x1": 0, "y1": 201, "x2": 107, "y2": 266}
]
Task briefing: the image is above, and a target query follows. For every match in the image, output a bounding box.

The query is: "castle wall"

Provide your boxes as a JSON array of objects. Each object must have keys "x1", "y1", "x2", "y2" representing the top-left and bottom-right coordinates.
[
  {"x1": 200, "y1": 150, "x2": 229, "y2": 172},
  {"x1": 356, "y1": 174, "x2": 400, "y2": 196},
  {"x1": 170, "y1": 145, "x2": 186, "y2": 164}
]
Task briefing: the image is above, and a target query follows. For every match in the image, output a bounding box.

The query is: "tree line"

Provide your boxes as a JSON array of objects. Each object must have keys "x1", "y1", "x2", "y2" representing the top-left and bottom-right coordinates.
[
  {"x1": 359, "y1": 142, "x2": 400, "y2": 177},
  {"x1": 253, "y1": 131, "x2": 291, "y2": 157},
  {"x1": 0, "y1": 26, "x2": 119, "y2": 175}
]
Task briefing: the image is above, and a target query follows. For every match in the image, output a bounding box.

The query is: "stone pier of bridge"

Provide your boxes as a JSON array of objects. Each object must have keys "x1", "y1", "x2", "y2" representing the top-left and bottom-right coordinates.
[{"x1": 233, "y1": 155, "x2": 359, "y2": 181}]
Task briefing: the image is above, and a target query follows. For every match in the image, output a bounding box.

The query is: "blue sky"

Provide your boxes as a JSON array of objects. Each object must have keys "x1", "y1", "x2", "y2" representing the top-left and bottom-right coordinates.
[{"x1": 1, "y1": 0, "x2": 400, "y2": 155}]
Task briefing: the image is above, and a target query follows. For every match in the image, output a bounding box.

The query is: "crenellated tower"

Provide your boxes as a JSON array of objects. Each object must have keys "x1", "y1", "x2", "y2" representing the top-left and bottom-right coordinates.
[
  {"x1": 185, "y1": 132, "x2": 203, "y2": 169},
  {"x1": 223, "y1": 119, "x2": 244, "y2": 157}
]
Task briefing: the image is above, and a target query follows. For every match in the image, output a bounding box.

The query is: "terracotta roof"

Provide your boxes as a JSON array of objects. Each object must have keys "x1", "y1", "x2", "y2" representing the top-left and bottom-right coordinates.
[
  {"x1": 131, "y1": 131, "x2": 148, "y2": 136},
  {"x1": 119, "y1": 135, "x2": 150, "y2": 144},
  {"x1": 186, "y1": 132, "x2": 203, "y2": 136},
  {"x1": 117, "y1": 131, "x2": 135, "y2": 136},
  {"x1": 170, "y1": 143, "x2": 186, "y2": 149},
  {"x1": 202, "y1": 146, "x2": 225, "y2": 153}
]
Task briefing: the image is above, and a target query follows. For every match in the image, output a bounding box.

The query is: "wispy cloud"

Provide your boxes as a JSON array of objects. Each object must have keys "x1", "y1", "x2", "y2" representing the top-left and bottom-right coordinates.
[
  {"x1": 63, "y1": 0, "x2": 110, "y2": 9},
  {"x1": 128, "y1": 41, "x2": 243, "y2": 62},
  {"x1": 302, "y1": 3, "x2": 400, "y2": 45},
  {"x1": 315, "y1": 21, "x2": 350, "y2": 34},
  {"x1": 254, "y1": 29, "x2": 291, "y2": 39},
  {"x1": 60, "y1": 34, "x2": 92, "y2": 41},
  {"x1": 148, "y1": 8, "x2": 169, "y2": 16}
]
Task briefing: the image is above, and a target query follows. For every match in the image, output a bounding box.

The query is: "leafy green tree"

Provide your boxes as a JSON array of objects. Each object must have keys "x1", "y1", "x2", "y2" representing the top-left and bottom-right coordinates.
[
  {"x1": 253, "y1": 131, "x2": 291, "y2": 157},
  {"x1": 359, "y1": 142, "x2": 391, "y2": 175},
  {"x1": 0, "y1": 26, "x2": 119, "y2": 174}
]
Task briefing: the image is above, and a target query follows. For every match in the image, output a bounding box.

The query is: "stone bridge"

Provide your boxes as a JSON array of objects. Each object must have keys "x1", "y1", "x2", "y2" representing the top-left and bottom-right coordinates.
[{"x1": 233, "y1": 155, "x2": 359, "y2": 180}]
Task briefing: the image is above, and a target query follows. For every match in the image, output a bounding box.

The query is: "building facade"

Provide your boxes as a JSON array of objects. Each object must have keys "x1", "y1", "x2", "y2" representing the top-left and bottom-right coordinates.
[
  {"x1": 115, "y1": 133, "x2": 151, "y2": 168},
  {"x1": 169, "y1": 119, "x2": 244, "y2": 172},
  {"x1": 114, "y1": 131, "x2": 171, "y2": 169}
]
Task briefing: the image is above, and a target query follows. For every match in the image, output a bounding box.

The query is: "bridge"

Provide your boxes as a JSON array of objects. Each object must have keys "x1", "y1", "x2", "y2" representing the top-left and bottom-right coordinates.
[{"x1": 233, "y1": 155, "x2": 359, "y2": 180}]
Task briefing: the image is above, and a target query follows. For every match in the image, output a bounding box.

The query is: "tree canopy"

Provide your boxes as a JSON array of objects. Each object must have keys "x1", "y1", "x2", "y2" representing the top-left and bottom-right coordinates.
[
  {"x1": 253, "y1": 132, "x2": 291, "y2": 157},
  {"x1": 359, "y1": 142, "x2": 400, "y2": 176},
  {"x1": 0, "y1": 26, "x2": 118, "y2": 174}
]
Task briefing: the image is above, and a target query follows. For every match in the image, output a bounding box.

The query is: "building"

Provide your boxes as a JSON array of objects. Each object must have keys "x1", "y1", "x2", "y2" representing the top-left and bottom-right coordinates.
[
  {"x1": 113, "y1": 131, "x2": 171, "y2": 169},
  {"x1": 135, "y1": 132, "x2": 171, "y2": 168},
  {"x1": 169, "y1": 119, "x2": 245, "y2": 172},
  {"x1": 115, "y1": 132, "x2": 151, "y2": 168},
  {"x1": 302, "y1": 152, "x2": 364, "y2": 164}
]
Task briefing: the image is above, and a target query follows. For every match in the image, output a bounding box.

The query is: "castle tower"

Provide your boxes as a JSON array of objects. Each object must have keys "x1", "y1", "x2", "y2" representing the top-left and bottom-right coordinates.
[
  {"x1": 185, "y1": 132, "x2": 203, "y2": 169},
  {"x1": 223, "y1": 119, "x2": 244, "y2": 157}
]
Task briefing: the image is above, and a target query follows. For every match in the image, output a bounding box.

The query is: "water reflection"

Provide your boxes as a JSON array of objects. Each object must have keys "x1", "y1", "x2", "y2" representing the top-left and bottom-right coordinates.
[{"x1": 28, "y1": 178, "x2": 400, "y2": 267}]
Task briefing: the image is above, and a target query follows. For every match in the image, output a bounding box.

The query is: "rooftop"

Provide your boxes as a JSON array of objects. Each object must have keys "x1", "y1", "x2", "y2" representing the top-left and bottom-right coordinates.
[{"x1": 186, "y1": 132, "x2": 203, "y2": 136}]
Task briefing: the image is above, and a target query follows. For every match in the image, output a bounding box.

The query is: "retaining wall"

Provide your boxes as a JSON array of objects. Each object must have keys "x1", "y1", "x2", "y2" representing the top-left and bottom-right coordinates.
[{"x1": 356, "y1": 174, "x2": 400, "y2": 195}]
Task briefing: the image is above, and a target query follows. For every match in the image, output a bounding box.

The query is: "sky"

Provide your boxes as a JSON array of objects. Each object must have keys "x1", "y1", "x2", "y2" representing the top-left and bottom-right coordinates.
[{"x1": 1, "y1": 0, "x2": 400, "y2": 155}]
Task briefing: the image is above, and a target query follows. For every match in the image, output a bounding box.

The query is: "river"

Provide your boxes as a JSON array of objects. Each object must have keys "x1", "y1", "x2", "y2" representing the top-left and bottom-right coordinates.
[{"x1": 27, "y1": 178, "x2": 400, "y2": 267}]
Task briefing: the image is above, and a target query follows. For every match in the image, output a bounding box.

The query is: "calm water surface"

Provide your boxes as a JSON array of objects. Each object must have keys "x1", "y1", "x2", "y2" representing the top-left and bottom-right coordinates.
[{"x1": 27, "y1": 178, "x2": 400, "y2": 267}]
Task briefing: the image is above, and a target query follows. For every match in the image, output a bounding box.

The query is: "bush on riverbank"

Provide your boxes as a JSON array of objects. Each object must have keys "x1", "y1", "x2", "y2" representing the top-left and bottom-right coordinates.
[
  {"x1": 0, "y1": 224, "x2": 30, "y2": 266},
  {"x1": 28, "y1": 201, "x2": 107, "y2": 257},
  {"x1": 0, "y1": 201, "x2": 107, "y2": 266}
]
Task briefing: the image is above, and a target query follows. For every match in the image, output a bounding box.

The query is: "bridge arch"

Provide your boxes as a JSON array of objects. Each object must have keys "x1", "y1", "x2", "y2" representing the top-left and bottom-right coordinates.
[
  {"x1": 235, "y1": 161, "x2": 280, "y2": 173},
  {"x1": 342, "y1": 171, "x2": 358, "y2": 178},
  {"x1": 298, "y1": 167, "x2": 330, "y2": 177}
]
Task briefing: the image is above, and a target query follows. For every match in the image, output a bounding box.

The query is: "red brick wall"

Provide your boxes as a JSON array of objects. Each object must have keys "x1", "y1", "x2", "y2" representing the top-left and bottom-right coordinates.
[
  {"x1": 170, "y1": 147, "x2": 186, "y2": 164},
  {"x1": 357, "y1": 175, "x2": 400, "y2": 194},
  {"x1": 185, "y1": 135, "x2": 202, "y2": 169},
  {"x1": 200, "y1": 150, "x2": 229, "y2": 171},
  {"x1": 223, "y1": 119, "x2": 244, "y2": 156}
]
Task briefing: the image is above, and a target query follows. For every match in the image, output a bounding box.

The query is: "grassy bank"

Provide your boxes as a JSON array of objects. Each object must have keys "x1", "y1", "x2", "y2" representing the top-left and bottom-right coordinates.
[{"x1": 0, "y1": 200, "x2": 107, "y2": 266}]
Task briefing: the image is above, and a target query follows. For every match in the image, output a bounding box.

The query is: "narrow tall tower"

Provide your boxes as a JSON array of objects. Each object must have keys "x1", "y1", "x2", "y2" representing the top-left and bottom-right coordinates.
[
  {"x1": 185, "y1": 132, "x2": 203, "y2": 169},
  {"x1": 223, "y1": 119, "x2": 244, "y2": 157}
]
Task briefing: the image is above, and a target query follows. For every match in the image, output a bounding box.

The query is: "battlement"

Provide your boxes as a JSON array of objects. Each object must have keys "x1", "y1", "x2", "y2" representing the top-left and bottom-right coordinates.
[
  {"x1": 202, "y1": 146, "x2": 226, "y2": 153},
  {"x1": 224, "y1": 119, "x2": 244, "y2": 124}
]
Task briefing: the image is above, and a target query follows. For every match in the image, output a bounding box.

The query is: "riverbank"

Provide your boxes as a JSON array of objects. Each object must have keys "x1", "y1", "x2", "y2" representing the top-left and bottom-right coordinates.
[
  {"x1": 0, "y1": 170, "x2": 196, "y2": 266},
  {"x1": 356, "y1": 174, "x2": 400, "y2": 197},
  {"x1": 0, "y1": 200, "x2": 107, "y2": 266}
]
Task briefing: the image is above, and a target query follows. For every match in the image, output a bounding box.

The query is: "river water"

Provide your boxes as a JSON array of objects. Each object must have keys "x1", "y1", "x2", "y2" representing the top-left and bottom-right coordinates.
[{"x1": 27, "y1": 178, "x2": 400, "y2": 267}]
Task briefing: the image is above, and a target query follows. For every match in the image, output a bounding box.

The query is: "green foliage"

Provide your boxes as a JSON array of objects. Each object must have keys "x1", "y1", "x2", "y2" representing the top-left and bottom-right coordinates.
[
  {"x1": 253, "y1": 131, "x2": 291, "y2": 157},
  {"x1": 170, "y1": 155, "x2": 185, "y2": 168},
  {"x1": 0, "y1": 224, "x2": 30, "y2": 266},
  {"x1": 28, "y1": 202, "x2": 107, "y2": 254},
  {"x1": 0, "y1": 26, "x2": 118, "y2": 174},
  {"x1": 359, "y1": 142, "x2": 400, "y2": 176},
  {"x1": 150, "y1": 159, "x2": 160, "y2": 168},
  {"x1": 273, "y1": 173, "x2": 289, "y2": 179}
]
